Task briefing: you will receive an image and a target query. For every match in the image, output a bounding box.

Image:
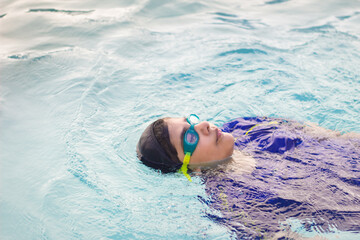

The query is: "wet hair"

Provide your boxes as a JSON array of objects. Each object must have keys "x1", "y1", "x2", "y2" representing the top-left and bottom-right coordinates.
[{"x1": 136, "y1": 118, "x2": 182, "y2": 173}]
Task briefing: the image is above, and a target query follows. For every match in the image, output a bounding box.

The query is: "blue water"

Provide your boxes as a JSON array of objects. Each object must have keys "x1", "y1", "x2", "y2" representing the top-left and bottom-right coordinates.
[{"x1": 1, "y1": 0, "x2": 360, "y2": 239}]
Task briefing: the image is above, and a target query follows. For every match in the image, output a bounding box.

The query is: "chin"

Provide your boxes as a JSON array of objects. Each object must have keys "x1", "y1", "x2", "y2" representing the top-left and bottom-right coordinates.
[
  {"x1": 224, "y1": 132, "x2": 235, "y2": 143},
  {"x1": 223, "y1": 133, "x2": 235, "y2": 155}
]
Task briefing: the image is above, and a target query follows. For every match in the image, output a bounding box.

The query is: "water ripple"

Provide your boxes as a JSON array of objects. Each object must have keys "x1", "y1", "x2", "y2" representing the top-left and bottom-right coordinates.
[
  {"x1": 292, "y1": 24, "x2": 335, "y2": 33},
  {"x1": 214, "y1": 17, "x2": 255, "y2": 30},
  {"x1": 212, "y1": 12, "x2": 237, "y2": 18},
  {"x1": 265, "y1": 0, "x2": 290, "y2": 5},
  {"x1": 218, "y1": 48, "x2": 267, "y2": 57},
  {"x1": 337, "y1": 11, "x2": 360, "y2": 21},
  {"x1": 28, "y1": 8, "x2": 94, "y2": 15}
]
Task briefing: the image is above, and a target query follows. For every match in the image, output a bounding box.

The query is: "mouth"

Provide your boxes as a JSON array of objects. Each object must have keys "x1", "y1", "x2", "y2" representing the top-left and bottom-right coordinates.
[{"x1": 216, "y1": 128, "x2": 222, "y2": 143}]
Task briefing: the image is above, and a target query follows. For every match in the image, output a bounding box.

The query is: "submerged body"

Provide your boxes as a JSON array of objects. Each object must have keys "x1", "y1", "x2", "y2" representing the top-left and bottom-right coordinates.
[{"x1": 203, "y1": 117, "x2": 360, "y2": 239}]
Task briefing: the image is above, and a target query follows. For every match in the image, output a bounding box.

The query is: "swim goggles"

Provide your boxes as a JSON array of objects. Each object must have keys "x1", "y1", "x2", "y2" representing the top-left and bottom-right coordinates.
[{"x1": 179, "y1": 114, "x2": 200, "y2": 182}]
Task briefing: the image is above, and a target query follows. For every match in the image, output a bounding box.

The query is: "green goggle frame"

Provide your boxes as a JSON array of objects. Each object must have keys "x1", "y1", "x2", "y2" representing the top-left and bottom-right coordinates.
[{"x1": 179, "y1": 114, "x2": 200, "y2": 182}]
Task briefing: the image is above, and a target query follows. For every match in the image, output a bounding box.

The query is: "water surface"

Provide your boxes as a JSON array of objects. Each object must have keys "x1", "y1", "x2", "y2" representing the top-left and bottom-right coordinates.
[{"x1": 1, "y1": 0, "x2": 360, "y2": 239}]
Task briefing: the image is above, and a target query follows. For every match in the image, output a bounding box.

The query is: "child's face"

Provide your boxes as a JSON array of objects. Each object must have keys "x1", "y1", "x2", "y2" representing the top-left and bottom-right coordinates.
[{"x1": 166, "y1": 117, "x2": 234, "y2": 166}]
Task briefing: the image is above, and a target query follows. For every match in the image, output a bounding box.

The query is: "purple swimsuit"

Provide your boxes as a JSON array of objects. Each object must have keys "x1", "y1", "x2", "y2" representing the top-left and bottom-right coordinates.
[
  {"x1": 202, "y1": 117, "x2": 360, "y2": 239},
  {"x1": 222, "y1": 117, "x2": 303, "y2": 154}
]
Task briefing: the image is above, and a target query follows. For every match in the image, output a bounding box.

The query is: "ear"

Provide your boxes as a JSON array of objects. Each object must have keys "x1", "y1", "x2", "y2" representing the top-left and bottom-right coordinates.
[{"x1": 188, "y1": 166, "x2": 202, "y2": 172}]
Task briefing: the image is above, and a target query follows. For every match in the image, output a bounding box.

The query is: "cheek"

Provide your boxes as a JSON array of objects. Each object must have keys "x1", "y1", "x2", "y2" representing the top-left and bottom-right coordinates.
[
  {"x1": 225, "y1": 133, "x2": 234, "y2": 144},
  {"x1": 191, "y1": 140, "x2": 213, "y2": 161},
  {"x1": 193, "y1": 134, "x2": 234, "y2": 162}
]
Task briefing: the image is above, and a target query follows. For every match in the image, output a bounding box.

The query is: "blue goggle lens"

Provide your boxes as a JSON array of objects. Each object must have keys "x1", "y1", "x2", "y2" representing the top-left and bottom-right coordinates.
[{"x1": 185, "y1": 131, "x2": 198, "y2": 144}]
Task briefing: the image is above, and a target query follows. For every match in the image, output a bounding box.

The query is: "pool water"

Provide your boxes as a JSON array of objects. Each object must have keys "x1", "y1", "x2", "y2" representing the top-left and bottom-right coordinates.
[{"x1": 1, "y1": 0, "x2": 360, "y2": 239}]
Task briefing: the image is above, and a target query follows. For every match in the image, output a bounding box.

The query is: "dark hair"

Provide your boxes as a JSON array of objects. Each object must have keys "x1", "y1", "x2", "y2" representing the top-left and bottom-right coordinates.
[
  {"x1": 153, "y1": 118, "x2": 179, "y2": 162},
  {"x1": 136, "y1": 118, "x2": 182, "y2": 172}
]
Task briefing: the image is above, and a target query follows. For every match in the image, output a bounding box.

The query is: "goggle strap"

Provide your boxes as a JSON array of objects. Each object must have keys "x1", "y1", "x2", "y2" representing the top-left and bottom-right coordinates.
[{"x1": 179, "y1": 152, "x2": 192, "y2": 182}]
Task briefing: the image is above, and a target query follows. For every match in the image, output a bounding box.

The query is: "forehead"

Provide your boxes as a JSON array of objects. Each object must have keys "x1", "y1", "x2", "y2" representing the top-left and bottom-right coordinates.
[{"x1": 166, "y1": 117, "x2": 187, "y2": 149}]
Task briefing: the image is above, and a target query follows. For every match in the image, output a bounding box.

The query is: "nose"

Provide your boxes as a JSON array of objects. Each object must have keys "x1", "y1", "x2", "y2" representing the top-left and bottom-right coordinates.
[{"x1": 195, "y1": 121, "x2": 211, "y2": 136}]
